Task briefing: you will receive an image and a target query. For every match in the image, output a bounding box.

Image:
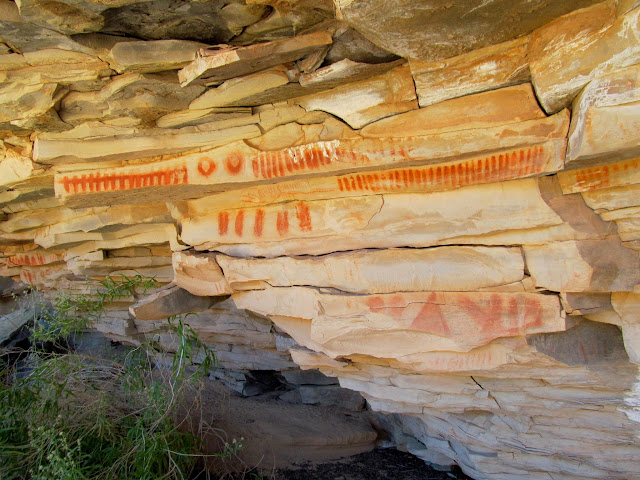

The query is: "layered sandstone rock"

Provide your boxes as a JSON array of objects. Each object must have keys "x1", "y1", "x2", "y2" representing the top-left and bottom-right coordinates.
[{"x1": 2, "y1": 2, "x2": 640, "y2": 479}]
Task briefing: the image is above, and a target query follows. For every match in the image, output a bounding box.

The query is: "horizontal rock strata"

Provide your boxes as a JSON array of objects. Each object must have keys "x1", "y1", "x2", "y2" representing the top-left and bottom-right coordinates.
[{"x1": 2, "y1": 2, "x2": 640, "y2": 479}]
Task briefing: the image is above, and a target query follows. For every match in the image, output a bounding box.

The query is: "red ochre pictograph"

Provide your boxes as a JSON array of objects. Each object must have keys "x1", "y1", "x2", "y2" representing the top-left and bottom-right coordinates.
[
  {"x1": 336, "y1": 144, "x2": 546, "y2": 193},
  {"x1": 253, "y1": 209, "x2": 265, "y2": 237},
  {"x1": 364, "y1": 293, "x2": 544, "y2": 338},
  {"x1": 234, "y1": 210, "x2": 245, "y2": 237},
  {"x1": 58, "y1": 141, "x2": 550, "y2": 196},
  {"x1": 295, "y1": 202, "x2": 312, "y2": 232},
  {"x1": 251, "y1": 145, "x2": 338, "y2": 180},
  {"x1": 19, "y1": 267, "x2": 59, "y2": 285},
  {"x1": 224, "y1": 152, "x2": 244, "y2": 175},
  {"x1": 216, "y1": 202, "x2": 313, "y2": 238},
  {"x1": 59, "y1": 165, "x2": 189, "y2": 194},
  {"x1": 8, "y1": 253, "x2": 62, "y2": 266},
  {"x1": 217, "y1": 211, "x2": 229, "y2": 235},
  {"x1": 276, "y1": 211, "x2": 289, "y2": 236},
  {"x1": 571, "y1": 157, "x2": 640, "y2": 192},
  {"x1": 197, "y1": 157, "x2": 217, "y2": 177}
]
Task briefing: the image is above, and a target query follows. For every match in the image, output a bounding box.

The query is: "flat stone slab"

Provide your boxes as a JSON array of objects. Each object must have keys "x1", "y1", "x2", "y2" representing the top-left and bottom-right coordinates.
[{"x1": 178, "y1": 31, "x2": 333, "y2": 86}]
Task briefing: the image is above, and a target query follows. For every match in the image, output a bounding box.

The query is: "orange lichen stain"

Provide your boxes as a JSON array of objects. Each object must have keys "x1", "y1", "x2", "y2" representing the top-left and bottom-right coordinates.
[
  {"x1": 217, "y1": 211, "x2": 229, "y2": 235},
  {"x1": 295, "y1": 202, "x2": 312, "y2": 232},
  {"x1": 224, "y1": 152, "x2": 244, "y2": 175},
  {"x1": 234, "y1": 210, "x2": 244, "y2": 237},
  {"x1": 276, "y1": 211, "x2": 289, "y2": 236},
  {"x1": 197, "y1": 157, "x2": 217, "y2": 177},
  {"x1": 335, "y1": 145, "x2": 545, "y2": 193},
  {"x1": 253, "y1": 209, "x2": 265, "y2": 237},
  {"x1": 59, "y1": 164, "x2": 189, "y2": 195}
]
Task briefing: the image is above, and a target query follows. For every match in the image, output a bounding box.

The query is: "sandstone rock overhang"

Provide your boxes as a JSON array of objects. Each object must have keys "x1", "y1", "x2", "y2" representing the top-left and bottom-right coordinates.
[{"x1": 2, "y1": 1, "x2": 640, "y2": 479}]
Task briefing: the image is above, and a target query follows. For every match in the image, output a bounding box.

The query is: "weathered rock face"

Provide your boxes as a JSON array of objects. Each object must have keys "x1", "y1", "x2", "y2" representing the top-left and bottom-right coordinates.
[{"x1": 2, "y1": 1, "x2": 640, "y2": 479}]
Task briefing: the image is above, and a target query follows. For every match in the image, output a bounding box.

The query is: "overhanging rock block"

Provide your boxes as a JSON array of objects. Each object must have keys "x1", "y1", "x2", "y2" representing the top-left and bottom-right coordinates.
[{"x1": 129, "y1": 284, "x2": 228, "y2": 321}]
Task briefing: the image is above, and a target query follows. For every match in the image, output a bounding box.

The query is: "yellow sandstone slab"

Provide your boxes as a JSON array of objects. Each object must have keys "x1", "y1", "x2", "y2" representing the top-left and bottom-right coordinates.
[
  {"x1": 567, "y1": 64, "x2": 640, "y2": 167},
  {"x1": 54, "y1": 111, "x2": 569, "y2": 204},
  {"x1": 409, "y1": 37, "x2": 530, "y2": 108},
  {"x1": 233, "y1": 286, "x2": 566, "y2": 355},
  {"x1": 524, "y1": 238, "x2": 640, "y2": 292},
  {"x1": 178, "y1": 31, "x2": 333, "y2": 86},
  {"x1": 173, "y1": 139, "x2": 565, "y2": 217},
  {"x1": 558, "y1": 156, "x2": 640, "y2": 194},
  {"x1": 529, "y1": 3, "x2": 640, "y2": 113},
  {"x1": 172, "y1": 250, "x2": 232, "y2": 297},
  {"x1": 189, "y1": 69, "x2": 290, "y2": 110},
  {"x1": 34, "y1": 124, "x2": 261, "y2": 164},
  {"x1": 216, "y1": 247, "x2": 525, "y2": 293},
  {"x1": 180, "y1": 178, "x2": 564, "y2": 256},
  {"x1": 360, "y1": 84, "x2": 545, "y2": 138},
  {"x1": 295, "y1": 65, "x2": 418, "y2": 128}
]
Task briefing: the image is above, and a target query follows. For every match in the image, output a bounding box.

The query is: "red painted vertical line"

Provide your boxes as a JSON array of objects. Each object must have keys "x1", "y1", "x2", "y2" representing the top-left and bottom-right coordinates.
[
  {"x1": 362, "y1": 174, "x2": 370, "y2": 191},
  {"x1": 533, "y1": 145, "x2": 540, "y2": 173},
  {"x1": 349, "y1": 146, "x2": 357, "y2": 163},
  {"x1": 310, "y1": 147, "x2": 320, "y2": 169},
  {"x1": 402, "y1": 170, "x2": 408, "y2": 187},
  {"x1": 443, "y1": 165, "x2": 450, "y2": 187},
  {"x1": 276, "y1": 211, "x2": 289, "y2": 236},
  {"x1": 337, "y1": 178, "x2": 344, "y2": 191},
  {"x1": 302, "y1": 149, "x2": 311, "y2": 170},
  {"x1": 259, "y1": 154, "x2": 266, "y2": 179},
  {"x1": 277, "y1": 153, "x2": 285, "y2": 178},
  {"x1": 372, "y1": 174, "x2": 380, "y2": 192},
  {"x1": 267, "y1": 152, "x2": 275, "y2": 178},
  {"x1": 284, "y1": 152, "x2": 293, "y2": 172},
  {"x1": 407, "y1": 169, "x2": 414, "y2": 187},
  {"x1": 516, "y1": 149, "x2": 523, "y2": 175},
  {"x1": 516, "y1": 149, "x2": 525, "y2": 177},
  {"x1": 356, "y1": 175, "x2": 364, "y2": 191},
  {"x1": 295, "y1": 202, "x2": 312, "y2": 231},
  {"x1": 253, "y1": 209, "x2": 264, "y2": 237},
  {"x1": 234, "y1": 210, "x2": 245, "y2": 237},
  {"x1": 526, "y1": 147, "x2": 534, "y2": 175},
  {"x1": 399, "y1": 144, "x2": 408, "y2": 161},
  {"x1": 343, "y1": 176, "x2": 351, "y2": 191},
  {"x1": 435, "y1": 166, "x2": 442, "y2": 185},
  {"x1": 218, "y1": 212, "x2": 229, "y2": 236}
]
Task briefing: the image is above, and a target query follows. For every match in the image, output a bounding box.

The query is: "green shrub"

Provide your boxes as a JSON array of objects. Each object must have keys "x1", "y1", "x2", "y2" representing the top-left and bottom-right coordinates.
[{"x1": 0, "y1": 275, "x2": 222, "y2": 480}]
